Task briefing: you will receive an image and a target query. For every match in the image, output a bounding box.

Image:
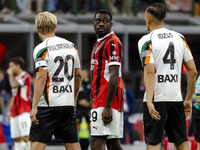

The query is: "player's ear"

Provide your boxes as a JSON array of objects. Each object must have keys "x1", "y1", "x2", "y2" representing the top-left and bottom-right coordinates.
[
  {"x1": 36, "y1": 26, "x2": 40, "y2": 33},
  {"x1": 92, "y1": 20, "x2": 95, "y2": 25}
]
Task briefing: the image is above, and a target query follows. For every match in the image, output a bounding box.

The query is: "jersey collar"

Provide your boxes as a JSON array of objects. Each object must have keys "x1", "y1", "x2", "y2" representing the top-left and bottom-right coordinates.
[
  {"x1": 97, "y1": 31, "x2": 114, "y2": 42},
  {"x1": 16, "y1": 71, "x2": 26, "y2": 79}
]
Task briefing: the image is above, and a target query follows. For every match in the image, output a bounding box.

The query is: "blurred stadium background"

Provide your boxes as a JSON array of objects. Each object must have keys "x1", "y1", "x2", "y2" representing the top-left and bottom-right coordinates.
[{"x1": 0, "y1": 0, "x2": 200, "y2": 150}]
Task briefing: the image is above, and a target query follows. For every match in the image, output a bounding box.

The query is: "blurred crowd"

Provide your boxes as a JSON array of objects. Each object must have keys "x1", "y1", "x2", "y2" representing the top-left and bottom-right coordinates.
[{"x1": 0, "y1": 0, "x2": 194, "y2": 16}]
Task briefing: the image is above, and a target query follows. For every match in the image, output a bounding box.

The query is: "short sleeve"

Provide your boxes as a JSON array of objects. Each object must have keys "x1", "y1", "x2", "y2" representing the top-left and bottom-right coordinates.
[
  {"x1": 138, "y1": 38, "x2": 154, "y2": 67},
  {"x1": 181, "y1": 36, "x2": 193, "y2": 63},
  {"x1": 71, "y1": 43, "x2": 80, "y2": 69},
  {"x1": 33, "y1": 46, "x2": 48, "y2": 72},
  {"x1": 74, "y1": 49, "x2": 80, "y2": 68},
  {"x1": 106, "y1": 40, "x2": 122, "y2": 66}
]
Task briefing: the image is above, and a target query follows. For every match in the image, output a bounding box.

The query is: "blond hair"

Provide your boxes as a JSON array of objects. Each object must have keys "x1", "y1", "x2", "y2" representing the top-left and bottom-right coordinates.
[{"x1": 35, "y1": 11, "x2": 57, "y2": 35}]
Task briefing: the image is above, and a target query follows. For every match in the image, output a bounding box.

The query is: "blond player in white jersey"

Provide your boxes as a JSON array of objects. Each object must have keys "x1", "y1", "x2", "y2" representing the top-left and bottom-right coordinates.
[
  {"x1": 138, "y1": 3, "x2": 197, "y2": 150},
  {"x1": 30, "y1": 12, "x2": 81, "y2": 150}
]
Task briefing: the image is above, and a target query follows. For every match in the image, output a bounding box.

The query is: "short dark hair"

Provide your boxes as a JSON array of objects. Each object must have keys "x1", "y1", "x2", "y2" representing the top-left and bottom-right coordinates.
[
  {"x1": 94, "y1": 9, "x2": 112, "y2": 21},
  {"x1": 146, "y1": 3, "x2": 166, "y2": 21},
  {"x1": 9, "y1": 57, "x2": 25, "y2": 69}
]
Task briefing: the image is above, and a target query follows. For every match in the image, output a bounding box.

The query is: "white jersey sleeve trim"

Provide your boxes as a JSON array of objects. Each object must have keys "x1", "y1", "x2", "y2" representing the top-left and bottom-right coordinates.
[{"x1": 108, "y1": 62, "x2": 121, "y2": 66}]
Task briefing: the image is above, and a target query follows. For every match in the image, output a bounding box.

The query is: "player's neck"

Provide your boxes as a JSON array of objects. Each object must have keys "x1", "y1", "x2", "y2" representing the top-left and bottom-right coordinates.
[
  {"x1": 150, "y1": 24, "x2": 163, "y2": 32},
  {"x1": 40, "y1": 33, "x2": 56, "y2": 41},
  {"x1": 16, "y1": 69, "x2": 23, "y2": 76}
]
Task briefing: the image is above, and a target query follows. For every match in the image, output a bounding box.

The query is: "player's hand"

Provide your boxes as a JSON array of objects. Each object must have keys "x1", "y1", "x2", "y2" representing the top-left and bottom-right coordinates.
[
  {"x1": 6, "y1": 111, "x2": 11, "y2": 122},
  {"x1": 7, "y1": 68, "x2": 13, "y2": 76},
  {"x1": 147, "y1": 102, "x2": 161, "y2": 121},
  {"x1": 184, "y1": 100, "x2": 192, "y2": 118},
  {"x1": 102, "y1": 106, "x2": 113, "y2": 124},
  {"x1": 30, "y1": 107, "x2": 39, "y2": 125}
]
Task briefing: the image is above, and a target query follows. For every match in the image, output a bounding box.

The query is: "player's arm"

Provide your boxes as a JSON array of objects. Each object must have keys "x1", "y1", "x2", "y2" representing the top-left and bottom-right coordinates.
[
  {"x1": 6, "y1": 97, "x2": 14, "y2": 121},
  {"x1": 144, "y1": 63, "x2": 160, "y2": 121},
  {"x1": 74, "y1": 68, "x2": 82, "y2": 109},
  {"x1": 7, "y1": 68, "x2": 21, "y2": 88},
  {"x1": 183, "y1": 59, "x2": 197, "y2": 117},
  {"x1": 30, "y1": 70, "x2": 47, "y2": 125},
  {"x1": 102, "y1": 65, "x2": 119, "y2": 124}
]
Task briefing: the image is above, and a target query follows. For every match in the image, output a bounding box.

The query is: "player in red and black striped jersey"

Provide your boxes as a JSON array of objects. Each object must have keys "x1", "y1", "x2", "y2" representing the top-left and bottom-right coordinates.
[
  {"x1": 90, "y1": 9, "x2": 124, "y2": 150},
  {"x1": 7, "y1": 57, "x2": 32, "y2": 150}
]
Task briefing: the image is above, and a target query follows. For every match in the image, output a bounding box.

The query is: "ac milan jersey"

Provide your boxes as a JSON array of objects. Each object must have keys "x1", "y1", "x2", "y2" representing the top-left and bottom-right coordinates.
[
  {"x1": 138, "y1": 28, "x2": 193, "y2": 102},
  {"x1": 90, "y1": 31, "x2": 124, "y2": 112},
  {"x1": 11, "y1": 71, "x2": 31, "y2": 117}
]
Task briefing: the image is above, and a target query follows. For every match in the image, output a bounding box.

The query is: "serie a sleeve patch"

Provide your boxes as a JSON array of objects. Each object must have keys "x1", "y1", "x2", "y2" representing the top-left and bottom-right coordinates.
[{"x1": 35, "y1": 59, "x2": 47, "y2": 69}]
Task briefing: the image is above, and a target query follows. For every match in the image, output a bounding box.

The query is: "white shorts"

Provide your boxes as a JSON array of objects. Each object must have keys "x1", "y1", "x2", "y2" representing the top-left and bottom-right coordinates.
[
  {"x1": 10, "y1": 112, "x2": 31, "y2": 139},
  {"x1": 90, "y1": 107, "x2": 123, "y2": 139}
]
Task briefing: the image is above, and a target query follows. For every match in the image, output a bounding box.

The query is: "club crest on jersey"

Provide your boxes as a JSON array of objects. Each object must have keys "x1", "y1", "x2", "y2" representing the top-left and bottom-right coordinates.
[
  {"x1": 158, "y1": 74, "x2": 178, "y2": 83},
  {"x1": 112, "y1": 51, "x2": 117, "y2": 55}
]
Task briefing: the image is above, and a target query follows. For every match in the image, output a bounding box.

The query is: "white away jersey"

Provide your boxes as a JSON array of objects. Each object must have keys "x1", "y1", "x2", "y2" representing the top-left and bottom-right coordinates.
[
  {"x1": 33, "y1": 36, "x2": 80, "y2": 107},
  {"x1": 138, "y1": 28, "x2": 193, "y2": 102}
]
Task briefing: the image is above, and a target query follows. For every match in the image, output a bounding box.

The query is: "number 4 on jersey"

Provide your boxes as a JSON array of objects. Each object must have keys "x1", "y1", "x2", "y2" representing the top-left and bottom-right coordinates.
[{"x1": 163, "y1": 42, "x2": 176, "y2": 70}]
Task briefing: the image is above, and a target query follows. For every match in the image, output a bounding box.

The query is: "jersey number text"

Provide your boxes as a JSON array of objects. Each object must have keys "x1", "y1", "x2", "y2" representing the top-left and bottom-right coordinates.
[
  {"x1": 52, "y1": 55, "x2": 74, "y2": 82},
  {"x1": 163, "y1": 42, "x2": 176, "y2": 70}
]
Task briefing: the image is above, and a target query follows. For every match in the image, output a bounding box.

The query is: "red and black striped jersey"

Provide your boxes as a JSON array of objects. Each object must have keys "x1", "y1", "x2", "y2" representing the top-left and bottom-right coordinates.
[
  {"x1": 11, "y1": 71, "x2": 31, "y2": 117},
  {"x1": 90, "y1": 31, "x2": 124, "y2": 112}
]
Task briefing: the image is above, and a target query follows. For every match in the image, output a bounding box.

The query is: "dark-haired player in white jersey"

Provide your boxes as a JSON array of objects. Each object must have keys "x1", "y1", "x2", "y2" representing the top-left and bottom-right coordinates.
[
  {"x1": 138, "y1": 3, "x2": 197, "y2": 150},
  {"x1": 30, "y1": 12, "x2": 81, "y2": 150}
]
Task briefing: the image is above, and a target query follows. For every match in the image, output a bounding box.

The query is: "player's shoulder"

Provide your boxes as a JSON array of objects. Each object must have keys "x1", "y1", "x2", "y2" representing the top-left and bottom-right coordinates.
[
  {"x1": 21, "y1": 71, "x2": 31, "y2": 80},
  {"x1": 175, "y1": 32, "x2": 185, "y2": 40},
  {"x1": 33, "y1": 41, "x2": 48, "y2": 61},
  {"x1": 56, "y1": 36, "x2": 78, "y2": 50},
  {"x1": 138, "y1": 33, "x2": 151, "y2": 49},
  {"x1": 164, "y1": 28, "x2": 185, "y2": 40}
]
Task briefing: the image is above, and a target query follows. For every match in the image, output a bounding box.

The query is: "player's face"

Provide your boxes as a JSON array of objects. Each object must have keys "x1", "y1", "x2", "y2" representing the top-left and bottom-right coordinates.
[
  {"x1": 93, "y1": 13, "x2": 112, "y2": 38},
  {"x1": 145, "y1": 12, "x2": 150, "y2": 31},
  {"x1": 8, "y1": 62, "x2": 18, "y2": 76}
]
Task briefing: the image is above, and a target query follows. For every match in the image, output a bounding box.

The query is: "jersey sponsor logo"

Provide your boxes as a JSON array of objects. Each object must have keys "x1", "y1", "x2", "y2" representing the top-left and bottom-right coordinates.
[
  {"x1": 53, "y1": 85, "x2": 72, "y2": 93},
  {"x1": 92, "y1": 126, "x2": 98, "y2": 131},
  {"x1": 158, "y1": 74, "x2": 178, "y2": 83},
  {"x1": 111, "y1": 43, "x2": 117, "y2": 47},
  {"x1": 48, "y1": 43, "x2": 73, "y2": 51},
  {"x1": 157, "y1": 33, "x2": 173, "y2": 39},
  {"x1": 109, "y1": 56, "x2": 120, "y2": 61}
]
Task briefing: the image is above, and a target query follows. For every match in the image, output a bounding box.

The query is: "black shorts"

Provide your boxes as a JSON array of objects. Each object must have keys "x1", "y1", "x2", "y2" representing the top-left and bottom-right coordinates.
[
  {"x1": 76, "y1": 107, "x2": 90, "y2": 124},
  {"x1": 143, "y1": 102, "x2": 188, "y2": 143},
  {"x1": 192, "y1": 106, "x2": 200, "y2": 142},
  {"x1": 30, "y1": 106, "x2": 78, "y2": 144}
]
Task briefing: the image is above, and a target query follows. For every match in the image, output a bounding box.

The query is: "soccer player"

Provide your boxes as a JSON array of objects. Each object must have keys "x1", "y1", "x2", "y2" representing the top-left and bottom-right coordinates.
[
  {"x1": 138, "y1": 3, "x2": 197, "y2": 150},
  {"x1": 192, "y1": 75, "x2": 200, "y2": 150},
  {"x1": 6, "y1": 56, "x2": 32, "y2": 150},
  {"x1": 90, "y1": 9, "x2": 124, "y2": 150},
  {"x1": 30, "y1": 12, "x2": 81, "y2": 150}
]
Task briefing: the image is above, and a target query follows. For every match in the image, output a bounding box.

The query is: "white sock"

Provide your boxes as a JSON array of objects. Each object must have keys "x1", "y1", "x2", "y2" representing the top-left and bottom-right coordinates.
[
  {"x1": 25, "y1": 141, "x2": 30, "y2": 150},
  {"x1": 14, "y1": 142, "x2": 24, "y2": 150},
  {"x1": 14, "y1": 141, "x2": 30, "y2": 150}
]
